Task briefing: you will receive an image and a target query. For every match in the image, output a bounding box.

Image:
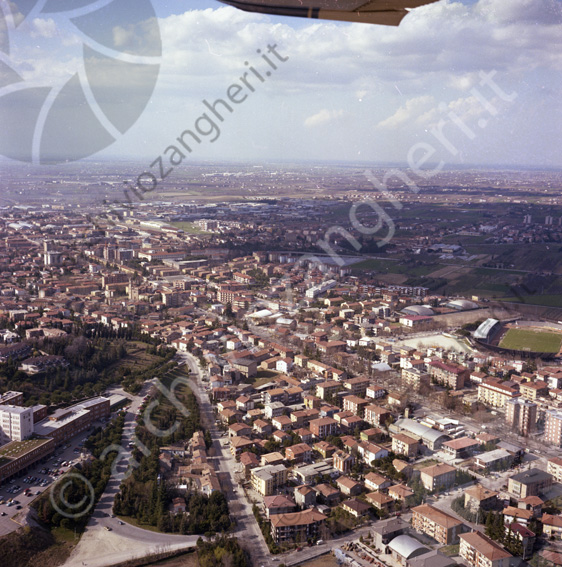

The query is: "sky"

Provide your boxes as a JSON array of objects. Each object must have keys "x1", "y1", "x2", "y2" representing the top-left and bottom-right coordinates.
[{"x1": 0, "y1": 0, "x2": 561, "y2": 167}]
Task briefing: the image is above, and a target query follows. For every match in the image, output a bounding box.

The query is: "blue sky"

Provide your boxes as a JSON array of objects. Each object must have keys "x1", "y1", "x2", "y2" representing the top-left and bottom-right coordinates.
[{"x1": 0, "y1": 0, "x2": 561, "y2": 167}]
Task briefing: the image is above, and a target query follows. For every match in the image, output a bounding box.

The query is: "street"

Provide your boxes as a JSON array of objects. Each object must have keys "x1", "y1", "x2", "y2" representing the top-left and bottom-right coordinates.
[{"x1": 180, "y1": 351, "x2": 273, "y2": 567}]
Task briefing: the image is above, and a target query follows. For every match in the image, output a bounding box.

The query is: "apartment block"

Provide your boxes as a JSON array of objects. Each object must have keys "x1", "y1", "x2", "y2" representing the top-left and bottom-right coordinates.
[
  {"x1": 401, "y1": 367, "x2": 430, "y2": 390},
  {"x1": 508, "y1": 468, "x2": 553, "y2": 499},
  {"x1": 428, "y1": 360, "x2": 467, "y2": 390},
  {"x1": 547, "y1": 457, "x2": 562, "y2": 483},
  {"x1": 391, "y1": 433, "x2": 420, "y2": 458},
  {"x1": 412, "y1": 504, "x2": 465, "y2": 544},
  {"x1": 545, "y1": 409, "x2": 562, "y2": 447},
  {"x1": 309, "y1": 417, "x2": 338, "y2": 439},
  {"x1": 505, "y1": 398, "x2": 537, "y2": 437},
  {"x1": 459, "y1": 531, "x2": 511, "y2": 567},
  {"x1": 251, "y1": 464, "x2": 288, "y2": 496},
  {"x1": 270, "y1": 509, "x2": 327, "y2": 544},
  {"x1": 478, "y1": 379, "x2": 520, "y2": 408},
  {"x1": 420, "y1": 463, "x2": 456, "y2": 492},
  {"x1": 519, "y1": 380, "x2": 549, "y2": 401},
  {"x1": 342, "y1": 395, "x2": 370, "y2": 417},
  {"x1": 364, "y1": 404, "x2": 392, "y2": 428}
]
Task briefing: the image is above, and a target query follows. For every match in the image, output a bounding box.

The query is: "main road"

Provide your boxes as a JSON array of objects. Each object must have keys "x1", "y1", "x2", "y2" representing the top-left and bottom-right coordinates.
[{"x1": 179, "y1": 351, "x2": 272, "y2": 567}]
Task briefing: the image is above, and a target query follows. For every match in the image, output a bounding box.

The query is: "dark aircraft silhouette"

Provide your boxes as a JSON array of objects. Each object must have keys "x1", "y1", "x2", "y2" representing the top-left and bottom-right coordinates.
[{"x1": 217, "y1": 0, "x2": 439, "y2": 25}]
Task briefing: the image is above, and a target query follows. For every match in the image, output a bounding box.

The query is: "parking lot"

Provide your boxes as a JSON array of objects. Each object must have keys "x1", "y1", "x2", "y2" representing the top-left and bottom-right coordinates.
[{"x1": 0, "y1": 428, "x2": 97, "y2": 536}]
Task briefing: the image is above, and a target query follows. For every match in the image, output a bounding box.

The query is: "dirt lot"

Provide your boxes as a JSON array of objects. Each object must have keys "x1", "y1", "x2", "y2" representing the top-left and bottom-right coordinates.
[{"x1": 300, "y1": 555, "x2": 339, "y2": 567}]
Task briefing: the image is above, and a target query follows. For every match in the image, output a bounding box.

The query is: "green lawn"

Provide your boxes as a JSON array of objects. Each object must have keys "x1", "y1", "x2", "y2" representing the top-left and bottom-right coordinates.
[
  {"x1": 499, "y1": 328, "x2": 562, "y2": 353},
  {"x1": 169, "y1": 221, "x2": 210, "y2": 234}
]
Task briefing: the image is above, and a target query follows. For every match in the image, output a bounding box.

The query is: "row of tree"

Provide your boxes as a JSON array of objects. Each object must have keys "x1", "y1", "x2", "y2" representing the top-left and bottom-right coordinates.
[
  {"x1": 196, "y1": 536, "x2": 250, "y2": 567},
  {"x1": 484, "y1": 511, "x2": 526, "y2": 557},
  {"x1": 34, "y1": 413, "x2": 125, "y2": 532}
]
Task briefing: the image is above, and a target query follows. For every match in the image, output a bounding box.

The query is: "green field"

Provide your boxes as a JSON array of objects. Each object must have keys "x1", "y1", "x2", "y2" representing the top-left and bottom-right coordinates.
[
  {"x1": 169, "y1": 221, "x2": 210, "y2": 234},
  {"x1": 499, "y1": 328, "x2": 562, "y2": 353}
]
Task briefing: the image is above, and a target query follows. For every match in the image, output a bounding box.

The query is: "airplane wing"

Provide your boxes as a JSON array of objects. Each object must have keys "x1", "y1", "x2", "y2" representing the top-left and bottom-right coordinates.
[{"x1": 217, "y1": 0, "x2": 439, "y2": 25}]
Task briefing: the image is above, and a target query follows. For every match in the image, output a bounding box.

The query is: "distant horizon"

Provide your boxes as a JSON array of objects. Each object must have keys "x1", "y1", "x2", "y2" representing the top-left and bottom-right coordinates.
[{"x1": 1, "y1": 156, "x2": 562, "y2": 173}]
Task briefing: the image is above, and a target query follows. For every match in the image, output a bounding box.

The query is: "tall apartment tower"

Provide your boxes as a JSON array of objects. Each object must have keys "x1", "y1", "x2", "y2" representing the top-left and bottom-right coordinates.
[
  {"x1": 506, "y1": 398, "x2": 537, "y2": 437},
  {"x1": 545, "y1": 409, "x2": 562, "y2": 447}
]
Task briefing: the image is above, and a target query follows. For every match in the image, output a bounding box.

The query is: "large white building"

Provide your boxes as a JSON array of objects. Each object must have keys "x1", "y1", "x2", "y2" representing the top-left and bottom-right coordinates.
[
  {"x1": 305, "y1": 279, "x2": 337, "y2": 299},
  {"x1": 0, "y1": 405, "x2": 34, "y2": 446}
]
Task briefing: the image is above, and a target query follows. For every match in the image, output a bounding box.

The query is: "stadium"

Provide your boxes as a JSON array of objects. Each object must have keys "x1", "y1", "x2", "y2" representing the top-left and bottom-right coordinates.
[{"x1": 473, "y1": 318, "x2": 562, "y2": 360}]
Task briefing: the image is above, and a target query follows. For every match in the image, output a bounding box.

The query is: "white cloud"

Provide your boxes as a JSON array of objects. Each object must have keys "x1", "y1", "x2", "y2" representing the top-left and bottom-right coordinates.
[
  {"x1": 102, "y1": 1, "x2": 562, "y2": 166},
  {"x1": 377, "y1": 96, "x2": 435, "y2": 129},
  {"x1": 304, "y1": 108, "x2": 346, "y2": 127},
  {"x1": 31, "y1": 18, "x2": 57, "y2": 39}
]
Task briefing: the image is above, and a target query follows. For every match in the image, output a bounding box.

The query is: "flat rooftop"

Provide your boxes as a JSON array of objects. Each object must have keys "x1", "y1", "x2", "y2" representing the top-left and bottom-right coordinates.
[{"x1": 0, "y1": 437, "x2": 53, "y2": 466}]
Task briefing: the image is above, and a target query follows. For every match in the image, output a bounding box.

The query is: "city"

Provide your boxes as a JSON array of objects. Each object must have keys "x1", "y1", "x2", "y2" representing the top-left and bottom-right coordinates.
[
  {"x1": 0, "y1": 1, "x2": 561, "y2": 567},
  {"x1": 0, "y1": 162, "x2": 561, "y2": 567}
]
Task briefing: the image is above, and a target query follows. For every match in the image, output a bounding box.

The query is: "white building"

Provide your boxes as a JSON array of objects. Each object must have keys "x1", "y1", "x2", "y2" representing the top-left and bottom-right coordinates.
[{"x1": 0, "y1": 405, "x2": 34, "y2": 445}]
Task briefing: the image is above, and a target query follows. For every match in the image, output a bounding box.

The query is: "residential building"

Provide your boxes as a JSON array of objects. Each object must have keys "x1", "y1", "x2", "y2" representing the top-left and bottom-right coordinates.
[
  {"x1": 336, "y1": 475, "x2": 363, "y2": 497},
  {"x1": 464, "y1": 485, "x2": 498, "y2": 514},
  {"x1": 294, "y1": 485, "x2": 316, "y2": 508},
  {"x1": 442, "y1": 437, "x2": 480, "y2": 459},
  {"x1": 343, "y1": 376, "x2": 370, "y2": 396},
  {"x1": 342, "y1": 395, "x2": 370, "y2": 417},
  {"x1": 459, "y1": 531, "x2": 511, "y2": 567},
  {"x1": 388, "y1": 484, "x2": 415, "y2": 507},
  {"x1": 309, "y1": 417, "x2": 338, "y2": 439},
  {"x1": 358, "y1": 441, "x2": 388, "y2": 465},
  {"x1": 412, "y1": 504, "x2": 465, "y2": 544},
  {"x1": 333, "y1": 449, "x2": 355, "y2": 474},
  {"x1": 251, "y1": 464, "x2": 288, "y2": 496},
  {"x1": 419, "y1": 463, "x2": 456, "y2": 492},
  {"x1": 263, "y1": 494, "x2": 297, "y2": 519},
  {"x1": 366, "y1": 491, "x2": 394, "y2": 513},
  {"x1": 364, "y1": 472, "x2": 392, "y2": 492},
  {"x1": 316, "y1": 380, "x2": 341, "y2": 400},
  {"x1": 542, "y1": 514, "x2": 562, "y2": 540},
  {"x1": 391, "y1": 433, "x2": 420, "y2": 458},
  {"x1": 401, "y1": 367, "x2": 430, "y2": 390},
  {"x1": 270, "y1": 509, "x2": 327, "y2": 544},
  {"x1": 366, "y1": 384, "x2": 386, "y2": 400},
  {"x1": 508, "y1": 468, "x2": 553, "y2": 499},
  {"x1": 547, "y1": 457, "x2": 562, "y2": 483},
  {"x1": 285, "y1": 443, "x2": 312, "y2": 464},
  {"x1": 519, "y1": 380, "x2": 549, "y2": 401},
  {"x1": 545, "y1": 409, "x2": 562, "y2": 447},
  {"x1": 506, "y1": 398, "x2": 537, "y2": 437},
  {"x1": 428, "y1": 360, "x2": 467, "y2": 390},
  {"x1": 478, "y1": 379, "x2": 520, "y2": 408},
  {"x1": 341, "y1": 498, "x2": 371, "y2": 518},
  {"x1": 364, "y1": 404, "x2": 392, "y2": 428}
]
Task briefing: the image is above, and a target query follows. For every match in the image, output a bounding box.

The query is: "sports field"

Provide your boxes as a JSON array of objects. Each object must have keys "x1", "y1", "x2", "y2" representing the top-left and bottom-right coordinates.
[{"x1": 499, "y1": 328, "x2": 562, "y2": 353}]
